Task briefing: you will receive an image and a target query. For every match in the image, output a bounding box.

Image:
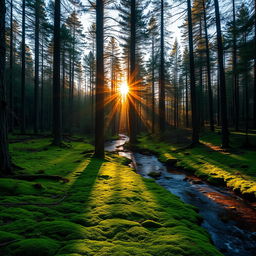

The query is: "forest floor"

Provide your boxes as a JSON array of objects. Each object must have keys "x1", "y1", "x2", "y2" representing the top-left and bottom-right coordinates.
[
  {"x1": 137, "y1": 130, "x2": 256, "y2": 202},
  {"x1": 0, "y1": 136, "x2": 223, "y2": 256}
]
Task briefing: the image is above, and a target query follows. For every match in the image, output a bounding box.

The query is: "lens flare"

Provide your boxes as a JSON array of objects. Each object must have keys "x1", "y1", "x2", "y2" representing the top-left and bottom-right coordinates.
[{"x1": 118, "y1": 82, "x2": 129, "y2": 97}]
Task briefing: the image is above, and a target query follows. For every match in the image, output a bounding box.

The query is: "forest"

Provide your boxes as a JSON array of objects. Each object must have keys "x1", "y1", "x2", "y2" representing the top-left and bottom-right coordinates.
[{"x1": 0, "y1": 0, "x2": 256, "y2": 255}]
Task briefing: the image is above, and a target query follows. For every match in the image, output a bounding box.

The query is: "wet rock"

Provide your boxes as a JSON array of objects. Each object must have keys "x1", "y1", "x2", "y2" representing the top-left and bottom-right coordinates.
[
  {"x1": 148, "y1": 171, "x2": 161, "y2": 179},
  {"x1": 164, "y1": 176, "x2": 173, "y2": 180},
  {"x1": 219, "y1": 213, "x2": 231, "y2": 223},
  {"x1": 166, "y1": 158, "x2": 178, "y2": 167},
  {"x1": 140, "y1": 150, "x2": 153, "y2": 156},
  {"x1": 191, "y1": 179, "x2": 204, "y2": 185}
]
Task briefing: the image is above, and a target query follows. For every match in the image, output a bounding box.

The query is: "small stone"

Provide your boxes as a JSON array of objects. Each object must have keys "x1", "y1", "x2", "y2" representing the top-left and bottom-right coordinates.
[
  {"x1": 166, "y1": 158, "x2": 178, "y2": 167},
  {"x1": 148, "y1": 171, "x2": 161, "y2": 179}
]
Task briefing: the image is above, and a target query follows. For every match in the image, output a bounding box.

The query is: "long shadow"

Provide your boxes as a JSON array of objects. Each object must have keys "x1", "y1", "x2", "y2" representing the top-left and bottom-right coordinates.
[{"x1": 62, "y1": 157, "x2": 104, "y2": 208}]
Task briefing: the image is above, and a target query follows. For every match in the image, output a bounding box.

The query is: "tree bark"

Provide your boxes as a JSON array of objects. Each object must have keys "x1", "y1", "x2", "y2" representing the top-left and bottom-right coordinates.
[
  {"x1": 34, "y1": 0, "x2": 40, "y2": 134},
  {"x1": 0, "y1": 0, "x2": 12, "y2": 174},
  {"x1": 254, "y1": 0, "x2": 256, "y2": 128},
  {"x1": 151, "y1": 35, "x2": 155, "y2": 134},
  {"x1": 94, "y1": 0, "x2": 105, "y2": 158},
  {"x1": 9, "y1": 0, "x2": 14, "y2": 133},
  {"x1": 52, "y1": 0, "x2": 62, "y2": 146},
  {"x1": 185, "y1": 71, "x2": 189, "y2": 128},
  {"x1": 187, "y1": 0, "x2": 199, "y2": 145},
  {"x1": 159, "y1": 0, "x2": 165, "y2": 132},
  {"x1": 21, "y1": 0, "x2": 26, "y2": 133},
  {"x1": 214, "y1": 0, "x2": 229, "y2": 148},
  {"x1": 202, "y1": 0, "x2": 214, "y2": 131},
  {"x1": 232, "y1": 0, "x2": 239, "y2": 131},
  {"x1": 40, "y1": 36, "x2": 44, "y2": 132},
  {"x1": 129, "y1": 0, "x2": 137, "y2": 144}
]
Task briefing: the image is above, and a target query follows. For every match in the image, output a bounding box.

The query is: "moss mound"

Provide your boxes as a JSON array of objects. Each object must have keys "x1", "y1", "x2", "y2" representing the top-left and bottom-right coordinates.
[
  {"x1": 7, "y1": 238, "x2": 60, "y2": 256},
  {"x1": 0, "y1": 231, "x2": 23, "y2": 244}
]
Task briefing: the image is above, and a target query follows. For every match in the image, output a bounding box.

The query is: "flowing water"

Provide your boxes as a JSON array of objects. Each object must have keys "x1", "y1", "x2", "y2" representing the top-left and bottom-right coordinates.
[{"x1": 105, "y1": 134, "x2": 256, "y2": 256}]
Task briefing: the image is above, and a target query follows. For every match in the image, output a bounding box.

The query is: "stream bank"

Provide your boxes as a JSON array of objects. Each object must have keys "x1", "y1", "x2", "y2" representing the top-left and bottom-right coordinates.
[{"x1": 105, "y1": 134, "x2": 256, "y2": 256}]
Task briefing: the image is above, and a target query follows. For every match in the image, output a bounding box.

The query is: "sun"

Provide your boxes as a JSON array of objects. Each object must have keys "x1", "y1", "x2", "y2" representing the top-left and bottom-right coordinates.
[{"x1": 118, "y1": 82, "x2": 129, "y2": 97}]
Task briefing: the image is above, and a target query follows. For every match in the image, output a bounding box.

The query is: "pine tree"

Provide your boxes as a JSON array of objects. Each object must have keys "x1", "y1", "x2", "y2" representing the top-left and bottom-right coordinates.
[
  {"x1": 94, "y1": 0, "x2": 105, "y2": 158},
  {"x1": 0, "y1": 0, "x2": 12, "y2": 174},
  {"x1": 187, "y1": 0, "x2": 199, "y2": 145},
  {"x1": 52, "y1": 0, "x2": 62, "y2": 146},
  {"x1": 214, "y1": 0, "x2": 229, "y2": 148}
]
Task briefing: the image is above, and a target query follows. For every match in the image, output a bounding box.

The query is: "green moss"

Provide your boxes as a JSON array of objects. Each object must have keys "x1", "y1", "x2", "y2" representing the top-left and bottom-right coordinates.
[
  {"x1": 114, "y1": 226, "x2": 150, "y2": 241},
  {"x1": 142, "y1": 220, "x2": 162, "y2": 228},
  {"x1": 56, "y1": 254, "x2": 82, "y2": 256},
  {"x1": 99, "y1": 219, "x2": 140, "y2": 238},
  {"x1": 0, "y1": 208, "x2": 43, "y2": 222},
  {"x1": 2, "y1": 219, "x2": 37, "y2": 234},
  {"x1": 137, "y1": 132, "x2": 256, "y2": 199},
  {"x1": 36, "y1": 220, "x2": 105, "y2": 241},
  {"x1": 0, "y1": 231, "x2": 23, "y2": 244},
  {"x1": 7, "y1": 238, "x2": 60, "y2": 256},
  {"x1": 0, "y1": 179, "x2": 41, "y2": 196},
  {"x1": 0, "y1": 136, "x2": 223, "y2": 255}
]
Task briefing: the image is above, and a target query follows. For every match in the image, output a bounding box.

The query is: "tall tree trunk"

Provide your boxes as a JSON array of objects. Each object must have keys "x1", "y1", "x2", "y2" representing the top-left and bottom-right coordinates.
[
  {"x1": 232, "y1": 0, "x2": 239, "y2": 131},
  {"x1": 21, "y1": 0, "x2": 26, "y2": 133},
  {"x1": 94, "y1": 0, "x2": 105, "y2": 158},
  {"x1": 40, "y1": 36, "x2": 44, "y2": 131},
  {"x1": 0, "y1": 0, "x2": 12, "y2": 174},
  {"x1": 214, "y1": 0, "x2": 229, "y2": 148},
  {"x1": 52, "y1": 0, "x2": 62, "y2": 145},
  {"x1": 245, "y1": 68, "x2": 249, "y2": 145},
  {"x1": 202, "y1": 0, "x2": 214, "y2": 131},
  {"x1": 199, "y1": 18, "x2": 204, "y2": 128},
  {"x1": 151, "y1": 35, "x2": 155, "y2": 133},
  {"x1": 185, "y1": 71, "x2": 189, "y2": 128},
  {"x1": 62, "y1": 46, "x2": 65, "y2": 132},
  {"x1": 159, "y1": 0, "x2": 165, "y2": 132},
  {"x1": 129, "y1": 0, "x2": 137, "y2": 144},
  {"x1": 9, "y1": 0, "x2": 14, "y2": 133},
  {"x1": 34, "y1": 0, "x2": 40, "y2": 134},
  {"x1": 187, "y1": 0, "x2": 199, "y2": 145},
  {"x1": 254, "y1": 0, "x2": 256, "y2": 128}
]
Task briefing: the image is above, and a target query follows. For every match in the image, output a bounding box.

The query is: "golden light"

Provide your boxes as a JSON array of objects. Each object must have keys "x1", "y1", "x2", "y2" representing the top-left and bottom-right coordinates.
[{"x1": 118, "y1": 81, "x2": 129, "y2": 98}]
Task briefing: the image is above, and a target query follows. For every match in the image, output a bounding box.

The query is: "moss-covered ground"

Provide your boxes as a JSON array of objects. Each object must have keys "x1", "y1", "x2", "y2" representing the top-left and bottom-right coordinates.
[
  {"x1": 0, "y1": 137, "x2": 223, "y2": 255},
  {"x1": 137, "y1": 130, "x2": 256, "y2": 200}
]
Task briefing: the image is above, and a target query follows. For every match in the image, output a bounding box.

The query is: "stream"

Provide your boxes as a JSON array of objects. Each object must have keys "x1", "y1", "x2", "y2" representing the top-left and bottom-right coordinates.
[{"x1": 105, "y1": 134, "x2": 256, "y2": 256}]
